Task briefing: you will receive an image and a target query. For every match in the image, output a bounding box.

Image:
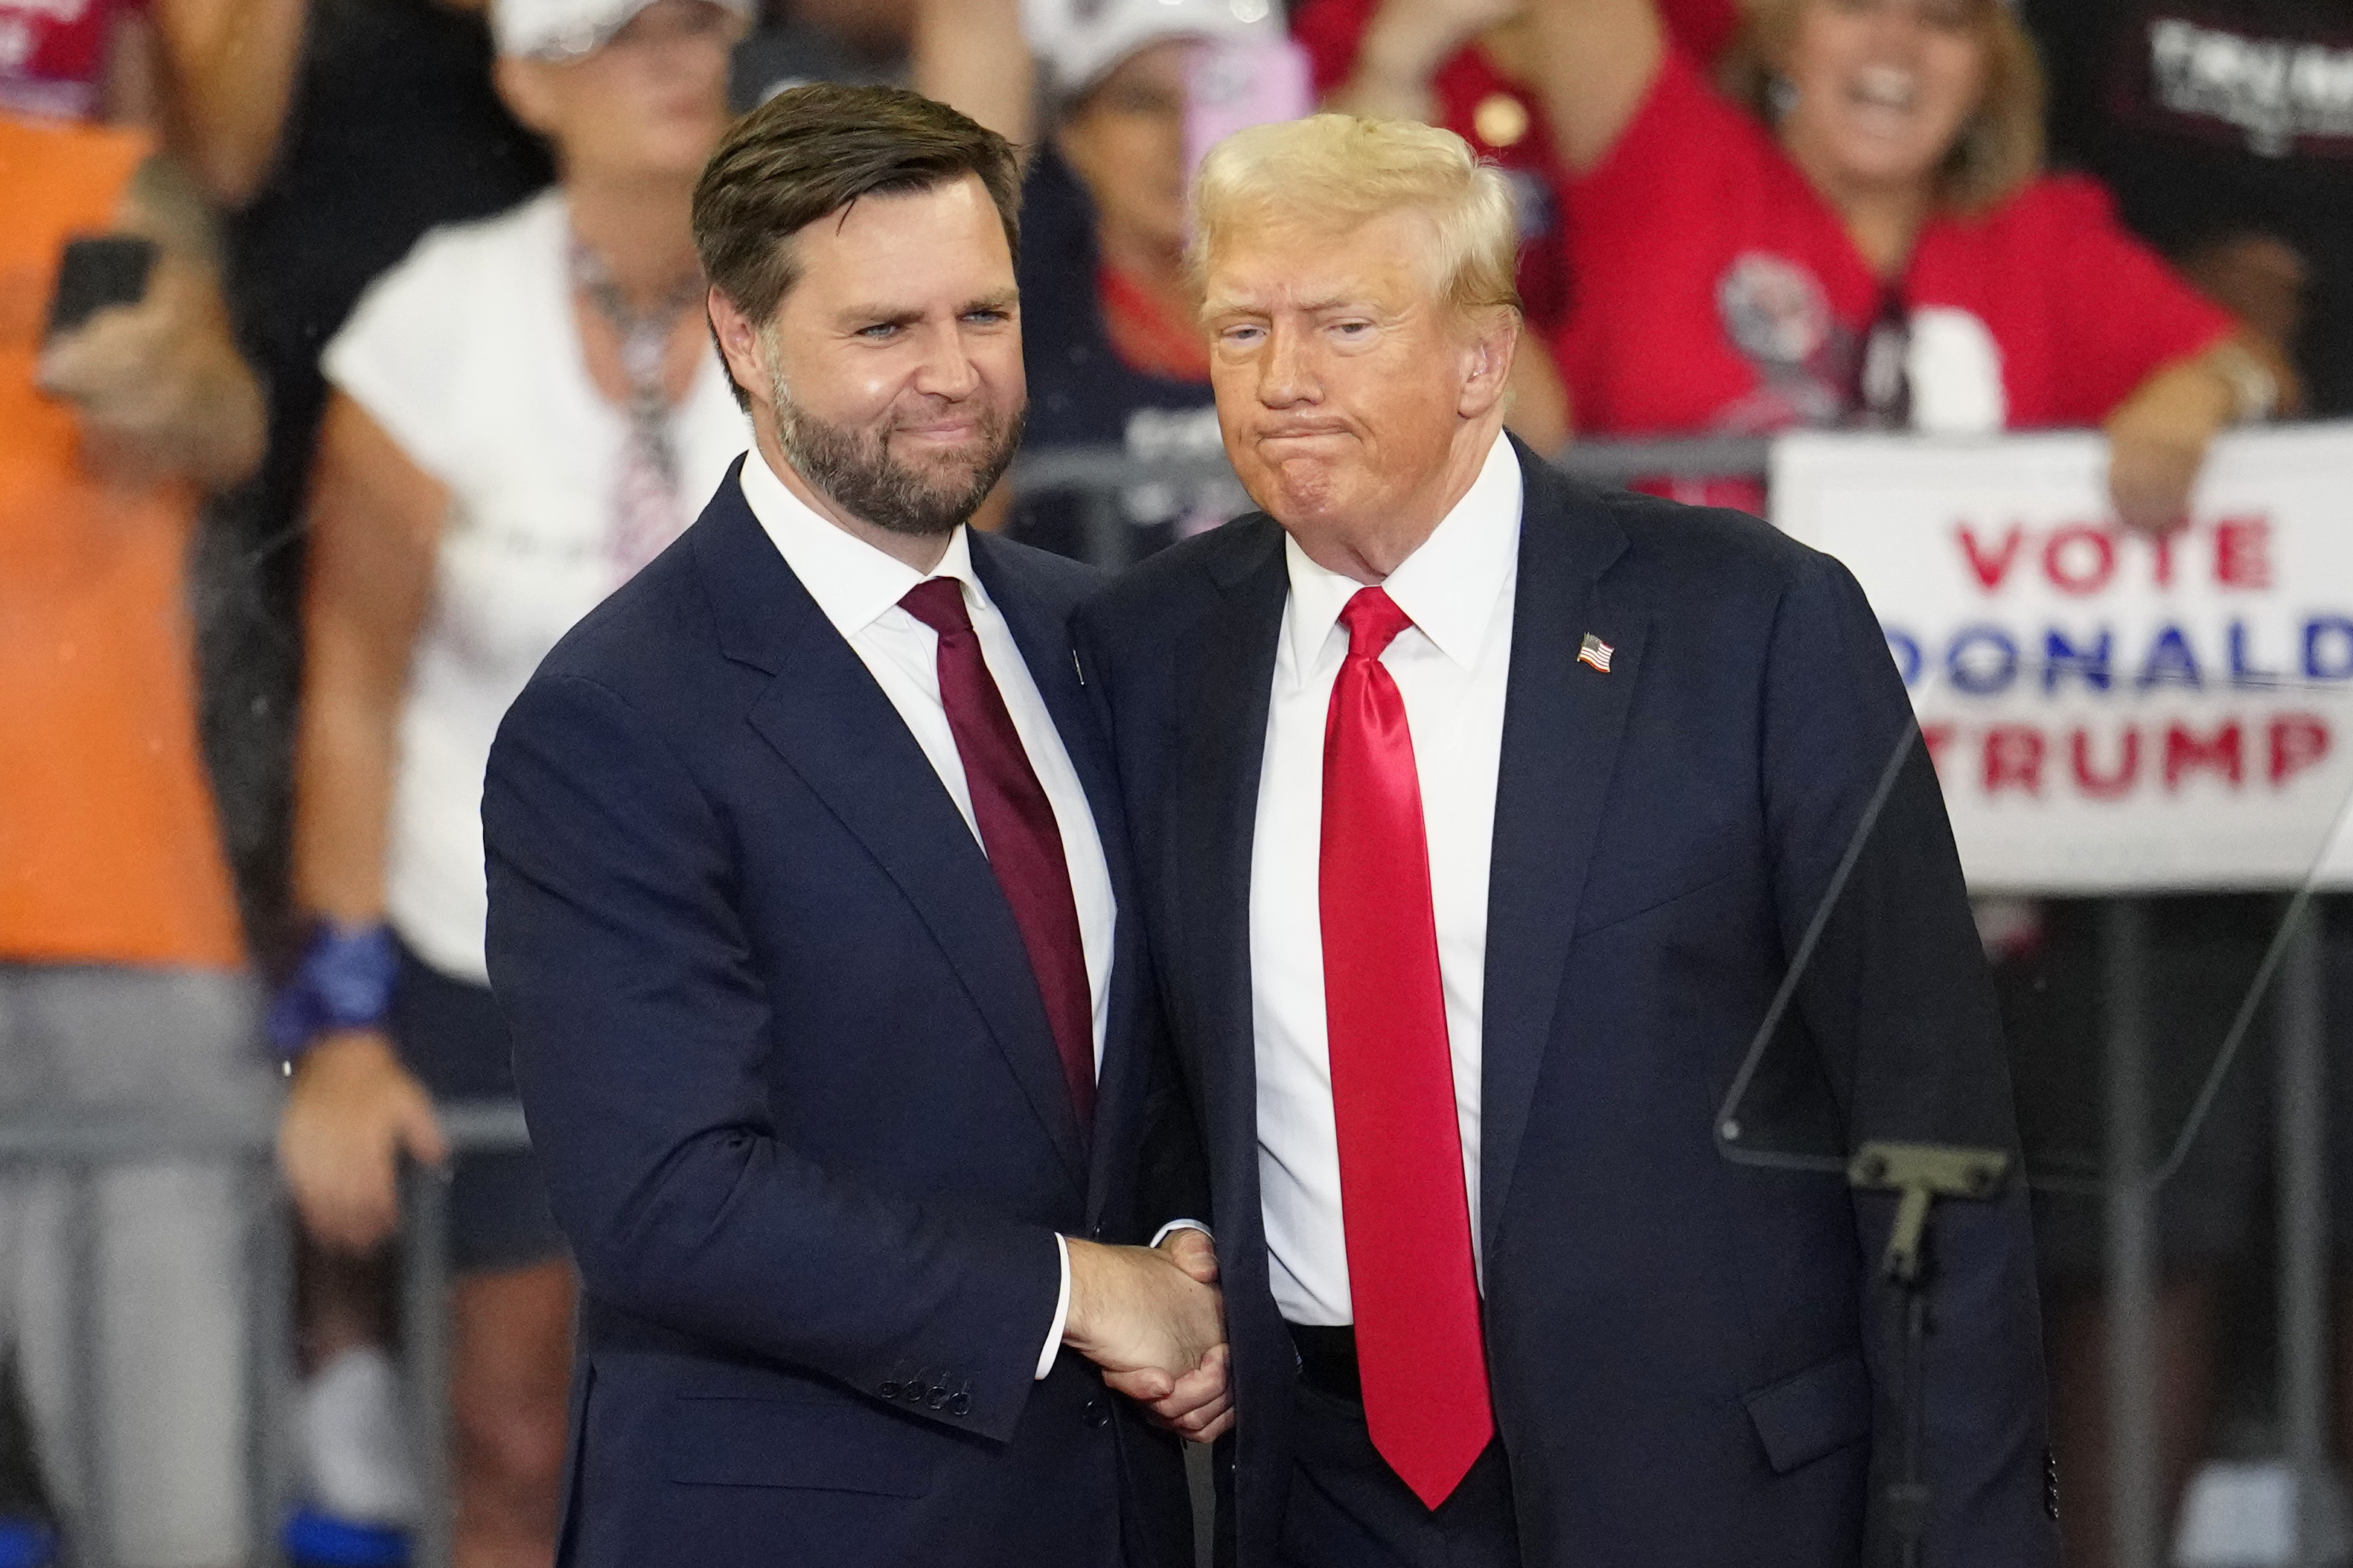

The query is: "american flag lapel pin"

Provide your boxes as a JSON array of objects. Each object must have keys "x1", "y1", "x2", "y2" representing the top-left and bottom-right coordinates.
[{"x1": 1578, "y1": 633, "x2": 1615, "y2": 673}]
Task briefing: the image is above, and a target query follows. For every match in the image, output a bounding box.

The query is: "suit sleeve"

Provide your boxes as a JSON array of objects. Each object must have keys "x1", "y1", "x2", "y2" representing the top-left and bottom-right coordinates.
[
  {"x1": 1134, "y1": 980, "x2": 1214, "y2": 1237},
  {"x1": 483, "y1": 671, "x2": 1063, "y2": 1442},
  {"x1": 1758, "y1": 551, "x2": 2061, "y2": 1568}
]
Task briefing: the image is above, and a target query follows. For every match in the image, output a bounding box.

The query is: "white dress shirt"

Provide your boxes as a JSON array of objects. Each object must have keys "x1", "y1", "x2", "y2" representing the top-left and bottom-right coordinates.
[
  {"x1": 739, "y1": 448, "x2": 1114, "y2": 1376},
  {"x1": 1250, "y1": 432, "x2": 1523, "y2": 1327}
]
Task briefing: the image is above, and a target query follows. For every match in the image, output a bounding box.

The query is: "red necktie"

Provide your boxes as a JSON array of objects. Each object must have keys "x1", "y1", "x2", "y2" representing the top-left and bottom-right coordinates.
[
  {"x1": 901, "y1": 577, "x2": 1095, "y2": 1131},
  {"x1": 1321, "y1": 586, "x2": 1494, "y2": 1508}
]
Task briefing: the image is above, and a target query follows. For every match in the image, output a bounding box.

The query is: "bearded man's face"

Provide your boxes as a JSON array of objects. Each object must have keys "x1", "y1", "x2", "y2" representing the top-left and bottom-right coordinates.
[{"x1": 753, "y1": 174, "x2": 1027, "y2": 537}]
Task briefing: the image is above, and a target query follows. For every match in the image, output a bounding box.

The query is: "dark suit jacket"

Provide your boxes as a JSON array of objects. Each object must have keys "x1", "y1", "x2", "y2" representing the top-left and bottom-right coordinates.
[
  {"x1": 1072, "y1": 438, "x2": 2060, "y2": 1568},
  {"x1": 482, "y1": 463, "x2": 1190, "y2": 1568}
]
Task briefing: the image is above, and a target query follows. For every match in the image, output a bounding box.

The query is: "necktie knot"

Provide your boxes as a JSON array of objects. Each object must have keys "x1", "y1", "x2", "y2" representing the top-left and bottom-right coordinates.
[
  {"x1": 1338, "y1": 586, "x2": 1414, "y2": 663},
  {"x1": 900, "y1": 577, "x2": 973, "y2": 639}
]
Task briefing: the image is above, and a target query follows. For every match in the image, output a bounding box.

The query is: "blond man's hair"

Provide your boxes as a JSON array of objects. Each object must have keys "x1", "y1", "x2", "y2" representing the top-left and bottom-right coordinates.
[
  {"x1": 1188, "y1": 113, "x2": 1522, "y2": 324},
  {"x1": 1717, "y1": 0, "x2": 2046, "y2": 214}
]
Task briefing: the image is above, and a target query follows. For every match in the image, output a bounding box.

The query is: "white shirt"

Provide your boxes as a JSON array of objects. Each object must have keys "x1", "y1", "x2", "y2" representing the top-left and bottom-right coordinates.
[
  {"x1": 1250, "y1": 432, "x2": 1523, "y2": 1326},
  {"x1": 738, "y1": 448, "x2": 1115, "y2": 1377},
  {"x1": 323, "y1": 188, "x2": 752, "y2": 984}
]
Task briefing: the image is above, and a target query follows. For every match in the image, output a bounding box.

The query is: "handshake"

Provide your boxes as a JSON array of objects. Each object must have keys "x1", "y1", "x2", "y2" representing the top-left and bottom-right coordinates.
[{"x1": 1062, "y1": 1229, "x2": 1233, "y2": 1442}]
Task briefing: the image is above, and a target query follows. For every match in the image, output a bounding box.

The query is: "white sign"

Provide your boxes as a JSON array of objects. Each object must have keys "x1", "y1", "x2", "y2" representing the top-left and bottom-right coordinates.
[{"x1": 1772, "y1": 424, "x2": 2353, "y2": 893}]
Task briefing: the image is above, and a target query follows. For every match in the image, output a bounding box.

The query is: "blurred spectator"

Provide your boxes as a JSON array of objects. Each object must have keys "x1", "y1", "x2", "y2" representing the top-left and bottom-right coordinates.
[
  {"x1": 1005, "y1": 0, "x2": 1275, "y2": 561},
  {"x1": 269, "y1": 0, "x2": 750, "y2": 1559},
  {"x1": 1521, "y1": 0, "x2": 2283, "y2": 529},
  {"x1": 1292, "y1": 0, "x2": 1740, "y2": 449},
  {"x1": 210, "y1": 0, "x2": 553, "y2": 964},
  {"x1": 182, "y1": 0, "x2": 555, "y2": 1535},
  {"x1": 1, "y1": 113, "x2": 268, "y2": 1567},
  {"x1": 2023, "y1": 0, "x2": 2349, "y2": 416}
]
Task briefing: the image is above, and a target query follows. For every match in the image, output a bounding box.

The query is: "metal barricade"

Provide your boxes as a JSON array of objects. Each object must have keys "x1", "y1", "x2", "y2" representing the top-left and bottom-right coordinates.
[{"x1": 0, "y1": 1100, "x2": 528, "y2": 1568}]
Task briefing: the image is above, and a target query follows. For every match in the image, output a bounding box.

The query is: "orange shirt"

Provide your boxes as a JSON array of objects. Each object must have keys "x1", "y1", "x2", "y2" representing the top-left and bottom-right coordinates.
[{"x1": 0, "y1": 114, "x2": 244, "y2": 970}]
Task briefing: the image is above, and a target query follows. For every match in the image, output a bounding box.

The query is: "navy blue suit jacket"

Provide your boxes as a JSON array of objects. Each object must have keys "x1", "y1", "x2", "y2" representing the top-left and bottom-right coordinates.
[
  {"x1": 483, "y1": 464, "x2": 1192, "y2": 1568},
  {"x1": 1072, "y1": 439, "x2": 2060, "y2": 1568}
]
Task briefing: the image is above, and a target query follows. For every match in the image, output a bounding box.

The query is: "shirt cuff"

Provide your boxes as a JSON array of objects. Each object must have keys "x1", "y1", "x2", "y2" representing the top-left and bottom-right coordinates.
[
  {"x1": 1150, "y1": 1220, "x2": 1213, "y2": 1248},
  {"x1": 1038, "y1": 1232, "x2": 1073, "y2": 1380}
]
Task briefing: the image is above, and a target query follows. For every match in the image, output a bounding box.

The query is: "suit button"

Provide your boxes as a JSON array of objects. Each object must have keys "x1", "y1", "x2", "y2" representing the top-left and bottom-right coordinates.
[
  {"x1": 904, "y1": 1380, "x2": 929, "y2": 1404},
  {"x1": 1084, "y1": 1399, "x2": 1112, "y2": 1430},
  {"x1": 949, "y1": 1392, "x2": 971, "y2": 1416},
  {"x1": 927, "y1": 1386, "x2": 948, "y2": 1410},
  {"x1": 878, "y1": 1381, "x2": 901, "y2": 1399}
]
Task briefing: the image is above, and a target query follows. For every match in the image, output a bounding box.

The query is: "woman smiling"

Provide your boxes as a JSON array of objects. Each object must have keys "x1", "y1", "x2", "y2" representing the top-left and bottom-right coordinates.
[{"x1": 1524, "y1": 0, "x2": 2285, "y2": 527}]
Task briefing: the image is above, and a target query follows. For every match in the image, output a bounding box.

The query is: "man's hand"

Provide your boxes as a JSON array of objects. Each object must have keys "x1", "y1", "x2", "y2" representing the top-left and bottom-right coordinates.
[
  {"x1": 1063, "y1": 1234, "x2": 1232, "y2": 1441},
  {"x1": 276, "y1": 1030, "x2": 448, "y2": 1253},
  {"x1": 1130, "y1": 1229, "x2": 1233, "y2": 1441}
]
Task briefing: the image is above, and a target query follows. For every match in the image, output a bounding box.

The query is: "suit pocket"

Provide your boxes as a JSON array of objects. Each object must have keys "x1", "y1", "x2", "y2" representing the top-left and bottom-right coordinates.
[
  {"x1": 662, "y1": 1392, "x2": 952, "y2": 1497},
  {"x1": 1742, "y1": 1346, "x2": 1871, "y2": 1475}
]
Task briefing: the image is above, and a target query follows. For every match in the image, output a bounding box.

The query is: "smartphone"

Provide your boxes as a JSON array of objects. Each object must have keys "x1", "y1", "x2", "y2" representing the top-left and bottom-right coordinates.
[
  {"x1": 45, "y1": 234, "x2": 158, "y2": 342},
  {"x1": 1183, "y1": 33, "x2": 1313, "y2": 190}
]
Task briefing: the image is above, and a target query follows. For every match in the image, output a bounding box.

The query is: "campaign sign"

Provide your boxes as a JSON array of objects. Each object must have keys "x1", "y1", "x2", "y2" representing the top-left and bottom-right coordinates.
[{"x1": 1772, "y1": 425, "x2": 2353, "y2": 893}]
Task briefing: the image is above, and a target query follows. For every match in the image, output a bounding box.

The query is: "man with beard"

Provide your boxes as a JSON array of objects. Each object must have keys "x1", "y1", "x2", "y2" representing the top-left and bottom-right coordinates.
[{"x1": 479, "y1": 84, "x2": 1227, "y2": 1567}]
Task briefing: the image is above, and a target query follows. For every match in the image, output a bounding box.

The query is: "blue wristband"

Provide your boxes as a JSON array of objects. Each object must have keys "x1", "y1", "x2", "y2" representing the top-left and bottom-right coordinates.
[{"x1": 266, "y1": 921, "x2": 399, "y2": 1058}]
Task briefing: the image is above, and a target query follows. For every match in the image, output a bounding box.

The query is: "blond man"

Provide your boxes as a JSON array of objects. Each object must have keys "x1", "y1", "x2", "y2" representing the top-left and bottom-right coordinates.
[{"x1": 1075, "y1": 115, "x2": 2057, "y2": 1567}]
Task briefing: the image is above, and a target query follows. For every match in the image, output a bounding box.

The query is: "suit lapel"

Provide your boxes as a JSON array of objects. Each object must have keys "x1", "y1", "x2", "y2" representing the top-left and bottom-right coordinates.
[
  {"x1": 1169, "y1": 519, "x2": 1289, "y2": 1240},
  {"x1": 970, "y1": 534, "x2": 1126, "y2": 900},
  {"x1": 1479, "y1": 446, "x2": 1643, "y2": 1258},
  {"x1": 695, "y1": 485, "x2": 1089, "y2": 1187}
]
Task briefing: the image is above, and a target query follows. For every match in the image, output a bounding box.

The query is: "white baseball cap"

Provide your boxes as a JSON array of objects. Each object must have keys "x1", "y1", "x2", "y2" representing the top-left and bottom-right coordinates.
[
  {"x1": 493, "y1": 0, "x2": 750, "y2": 60},
  {"x1": 1023, "y1": 0, "x2": 1279, "y2": 101}
]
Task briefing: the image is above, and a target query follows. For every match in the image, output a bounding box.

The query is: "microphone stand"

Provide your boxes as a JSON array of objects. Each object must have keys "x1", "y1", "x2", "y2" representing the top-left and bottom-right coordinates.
[{"x1": 1846, "y1": 1141, "x2": 2013, "y2": 1568}]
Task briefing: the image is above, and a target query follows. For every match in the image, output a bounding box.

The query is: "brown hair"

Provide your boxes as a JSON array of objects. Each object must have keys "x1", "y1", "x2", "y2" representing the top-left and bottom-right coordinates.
[
  {"x1": 1715, "y1": 0, "x2": 2046, "y2": 214},
  {"x1": 692, "y1": 83, "x2": 1022, "y2": 406}
]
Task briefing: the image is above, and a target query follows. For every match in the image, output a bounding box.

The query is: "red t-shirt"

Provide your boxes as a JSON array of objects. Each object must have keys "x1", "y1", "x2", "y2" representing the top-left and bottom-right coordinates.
[
  {"x1": 1559, "y1": 51, "x2": 2233, "y2": 452},
  {"x1": 1291, "y1": 0, "x2": 1737, "y2": 337},
  {"x1": 0, "y1": 0, "x2": 133, "y2": 121}
]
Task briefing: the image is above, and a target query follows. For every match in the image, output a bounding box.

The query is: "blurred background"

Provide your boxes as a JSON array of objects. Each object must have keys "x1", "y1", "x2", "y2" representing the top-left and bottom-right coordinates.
[{"x1": 4, "y1": 0, "x2": 2352, "y2": 1564}]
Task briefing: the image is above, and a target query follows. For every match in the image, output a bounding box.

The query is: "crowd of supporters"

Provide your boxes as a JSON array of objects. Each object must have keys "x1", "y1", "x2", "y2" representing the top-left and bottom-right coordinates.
[{"x1": 1, "y1": 0, "x2": 2347, "y2": 1563}]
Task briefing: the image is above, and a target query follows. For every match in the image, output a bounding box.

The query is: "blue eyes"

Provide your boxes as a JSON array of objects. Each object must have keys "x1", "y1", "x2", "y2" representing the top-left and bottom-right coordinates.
[{"x1": 855, "y1": 312, "x2": 1009, "y2": 339}]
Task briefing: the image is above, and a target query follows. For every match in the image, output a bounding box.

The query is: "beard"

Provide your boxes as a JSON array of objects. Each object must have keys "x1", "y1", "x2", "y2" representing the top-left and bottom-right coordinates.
[{"x1": 768, "y1": 360, "x2": 1025, "y2": 540}]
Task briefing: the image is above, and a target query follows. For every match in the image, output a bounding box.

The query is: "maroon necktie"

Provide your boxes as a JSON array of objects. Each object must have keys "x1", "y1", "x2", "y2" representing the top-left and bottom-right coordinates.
[
  {"x1": 1321, "y1": 586, "x2": 1493, "y2": 1508},
  {"x1": 900, "y1": 577, "x2": 1095, "y2": 1131}
]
